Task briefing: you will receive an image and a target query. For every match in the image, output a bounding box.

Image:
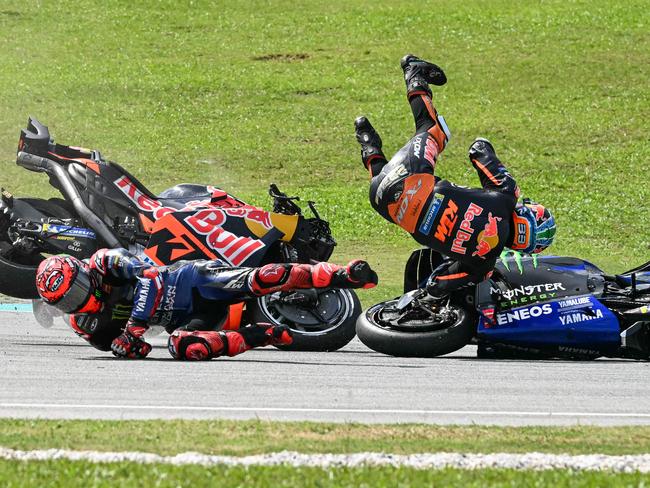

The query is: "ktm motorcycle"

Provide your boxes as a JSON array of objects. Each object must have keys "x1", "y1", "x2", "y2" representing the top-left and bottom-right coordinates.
[
  {"x1": 356, "y1": 249, "x2": 650, "y2": 360},
  {"x1": 0, "y1": 117, "x2": 361, "y2": 351}
]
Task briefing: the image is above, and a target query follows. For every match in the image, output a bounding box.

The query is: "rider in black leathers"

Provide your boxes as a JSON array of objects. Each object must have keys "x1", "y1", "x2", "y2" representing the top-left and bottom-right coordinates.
[{"x1": 355, "y1": 55, "x2": 556, "y2": 308}]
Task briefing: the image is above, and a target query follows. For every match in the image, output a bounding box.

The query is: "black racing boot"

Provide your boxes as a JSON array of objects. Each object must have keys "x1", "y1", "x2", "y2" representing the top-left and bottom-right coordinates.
[
  {"x1": 468, "y1": 137, "x2": 500, "y2": 165},
  {"x1": 400, "y1": 54, "x2": 447, "y2": 95},
  {"x1": 354, "y1": 116, "x2": 383, "y2": 165}
]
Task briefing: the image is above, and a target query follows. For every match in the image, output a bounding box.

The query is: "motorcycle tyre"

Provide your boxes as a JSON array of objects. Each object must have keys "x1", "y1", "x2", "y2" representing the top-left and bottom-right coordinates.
[
  {"x1": 356, "y1": 299, "x2": 475, "y2": 358},
  {"x1": 248, "y1": 289, "x2": 361, "y2": 352},
  {"x1": 0, "y1": 198, "x2": 76, "y2": 299}
]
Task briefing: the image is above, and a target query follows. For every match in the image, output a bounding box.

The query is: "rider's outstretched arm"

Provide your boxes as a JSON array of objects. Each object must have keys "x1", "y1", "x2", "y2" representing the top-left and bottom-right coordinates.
[
  {"x1": 468, "y1": 139, "x2": 519, "y2": 197},
  {"x1": 89, "y1": 248, "x2": 149, "y2": 282}
]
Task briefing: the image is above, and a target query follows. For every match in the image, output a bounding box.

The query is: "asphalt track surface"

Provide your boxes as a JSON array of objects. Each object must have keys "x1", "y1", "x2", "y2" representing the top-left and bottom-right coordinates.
[{"x1": 1, "y1": 311, "x2": 650, "y2": 426}]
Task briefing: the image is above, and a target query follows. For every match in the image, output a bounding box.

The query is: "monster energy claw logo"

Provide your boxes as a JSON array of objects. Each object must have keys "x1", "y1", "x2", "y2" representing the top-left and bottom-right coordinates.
[
  {"x1": 112, "y1": 303, "x2": 133, "y2": 320},
  {"x1": 500, "y1": 250, "x2": 538, "y2": 274}
]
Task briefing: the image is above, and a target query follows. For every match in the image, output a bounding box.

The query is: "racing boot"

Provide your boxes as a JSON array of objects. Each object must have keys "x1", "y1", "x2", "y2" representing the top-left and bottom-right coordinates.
[
  {"x1": 400, "y1": 54, "x2": 447, "y2": 96},
  {"x1": 354, "y1": 116, "x2": 384, "y2": 170}
]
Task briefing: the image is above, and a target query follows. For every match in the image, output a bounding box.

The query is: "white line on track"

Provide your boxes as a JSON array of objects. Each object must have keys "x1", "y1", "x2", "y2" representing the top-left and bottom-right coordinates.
[
  {"x1": 2, "y1": 403, "x2": 650, "y2": 419},
  {"x1": 2, "y1": 447, "x2": 650, "y2": 472}
]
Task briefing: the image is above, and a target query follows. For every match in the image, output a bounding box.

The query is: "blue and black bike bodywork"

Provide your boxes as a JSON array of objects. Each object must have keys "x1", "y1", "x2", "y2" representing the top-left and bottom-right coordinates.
[
  {"x1": 477, "y1": 252, "x2": 650, "y2": 359},
  {"x1": 356, "y1": 249, "x2": 650, "y2": 360}
]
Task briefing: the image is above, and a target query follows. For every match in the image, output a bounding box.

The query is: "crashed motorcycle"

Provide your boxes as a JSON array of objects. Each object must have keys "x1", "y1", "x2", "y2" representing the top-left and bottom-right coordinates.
[
  {"x1": 357, "y1": 249, "x2": 650, "y2": 360},
  {"x1": 0, "y1": 117, "x2": 360, "y2": 351}
]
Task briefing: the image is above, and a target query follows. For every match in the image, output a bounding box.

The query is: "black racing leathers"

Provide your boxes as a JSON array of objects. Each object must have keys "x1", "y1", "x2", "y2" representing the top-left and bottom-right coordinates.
[{"x1": 364, "y1": 88, "x2": 519, "y2": 295}]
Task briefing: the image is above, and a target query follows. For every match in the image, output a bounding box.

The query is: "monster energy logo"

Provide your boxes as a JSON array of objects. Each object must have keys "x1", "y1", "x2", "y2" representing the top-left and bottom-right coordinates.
[
  {"x1": 112, "y1": 304, "x2": 133, "y2": 320},
  {"x1": 500, "y1": 250, "x2": 538, "y2": 274}
]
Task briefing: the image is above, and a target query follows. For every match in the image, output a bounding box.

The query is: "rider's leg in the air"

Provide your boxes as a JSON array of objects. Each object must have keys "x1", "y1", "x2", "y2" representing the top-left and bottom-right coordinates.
[
  {"x1": 356, "y1": 55, "x2": 449, "y2": 177},
  {"x1": 401, "y1": 54, "x2": 449, "y2": 156}
]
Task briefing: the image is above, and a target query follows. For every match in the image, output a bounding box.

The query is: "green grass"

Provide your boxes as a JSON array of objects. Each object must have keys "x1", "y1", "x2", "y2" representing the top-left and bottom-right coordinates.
[
  {"x1": 0, "y1": 0, "x2": 648, "y2": 305},
  {"x1": 3, "y1": 419, "x2": 650, "y2": 456},
  {"x1": 2, "y1": 461, "x2": 649, "y2": 488}
]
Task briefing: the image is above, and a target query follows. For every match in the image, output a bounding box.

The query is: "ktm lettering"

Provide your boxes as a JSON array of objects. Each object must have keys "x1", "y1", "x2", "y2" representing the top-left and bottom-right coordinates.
[{"x1": 434, "y1": 200, "x2": 458, "y2": 242}]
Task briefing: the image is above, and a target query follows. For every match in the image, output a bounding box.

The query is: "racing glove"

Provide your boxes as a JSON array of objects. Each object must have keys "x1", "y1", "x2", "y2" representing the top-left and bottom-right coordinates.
[
  {"x1": 111, "y1": 323, "x2": 152, "y2": 359},
  {"x1": 322, "y1": 260, "x2": 379, "y2": 290}
]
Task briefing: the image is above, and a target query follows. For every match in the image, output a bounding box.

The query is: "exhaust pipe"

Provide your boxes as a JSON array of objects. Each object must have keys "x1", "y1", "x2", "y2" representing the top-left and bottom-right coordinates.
[{"x1": 16, "y1": 151, "x2": 120, "y2": 248}]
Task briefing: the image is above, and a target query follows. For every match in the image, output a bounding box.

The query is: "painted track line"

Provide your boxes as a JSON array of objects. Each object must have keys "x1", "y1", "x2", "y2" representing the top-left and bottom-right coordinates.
[
  {"x1": 2, "y1": 403, "x2": 650, "y2": 419},
  {"x1": 2, "y1": 447, "x2": 650, "y2": 472}
]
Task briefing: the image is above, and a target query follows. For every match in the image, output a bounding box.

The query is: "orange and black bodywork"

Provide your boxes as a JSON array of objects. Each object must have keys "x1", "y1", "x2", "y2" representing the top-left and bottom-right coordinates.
[{"x1": 15, "y1": 117, "x2": 335, "y2": 331}]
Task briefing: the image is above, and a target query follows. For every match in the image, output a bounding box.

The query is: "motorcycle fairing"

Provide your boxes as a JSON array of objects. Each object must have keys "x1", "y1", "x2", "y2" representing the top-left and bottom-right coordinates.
[
  {"x1": 144, "y1": 210, "x2": 286, "y2": 267},
  {"x1": 478, "y1": 294, "x2": 621, "y2": 354},
  {"x1": 493, "y1": 254, "x2": 606, "y2": 311}
]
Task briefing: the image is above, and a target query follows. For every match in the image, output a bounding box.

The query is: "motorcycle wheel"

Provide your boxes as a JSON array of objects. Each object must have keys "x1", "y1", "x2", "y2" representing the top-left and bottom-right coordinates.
[
  {"x1": 248, "y1": 288, "x2": 361, "y2": 351},
  {"x1": 356, "y1": 297, "x2": 475, "y2": 357},
  {"x1": 0, "y1": 198, "x2": 76, "y2": 299}
]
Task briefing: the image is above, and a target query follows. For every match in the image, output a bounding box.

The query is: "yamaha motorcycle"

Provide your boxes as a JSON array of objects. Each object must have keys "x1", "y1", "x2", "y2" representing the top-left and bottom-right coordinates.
[
  {"x1": 0, "y1": 117, "x2": 360, "y2": 351},
  {"x1": 356, "y1": 248, "x2": 650, "y2": 360}
]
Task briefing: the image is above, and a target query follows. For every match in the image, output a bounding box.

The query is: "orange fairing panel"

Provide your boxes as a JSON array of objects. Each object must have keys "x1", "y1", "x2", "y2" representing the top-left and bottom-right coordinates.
[
  {"x1": 223, "y1": 302, "x2": 245, "y2": 330},
  {"x1": 144, "y1": 213, "x2": 217, "y2": 265}
]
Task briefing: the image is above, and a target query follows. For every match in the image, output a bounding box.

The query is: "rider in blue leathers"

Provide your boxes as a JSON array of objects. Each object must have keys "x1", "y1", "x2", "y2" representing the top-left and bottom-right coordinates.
[{"x1": 35, "y1": 248, "x2": 377, "y2": 360}]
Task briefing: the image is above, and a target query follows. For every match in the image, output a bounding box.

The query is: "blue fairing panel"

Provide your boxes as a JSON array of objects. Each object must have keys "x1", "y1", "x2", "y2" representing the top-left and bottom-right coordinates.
[{"x1": 478, "y1": 295, "x2": 620, "y2": 349}]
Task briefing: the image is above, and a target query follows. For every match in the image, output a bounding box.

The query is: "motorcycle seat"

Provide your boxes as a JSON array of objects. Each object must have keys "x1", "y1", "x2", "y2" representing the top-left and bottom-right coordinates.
[{"x1": 614, "y1": 272, "x2": 650, "y2": 287}]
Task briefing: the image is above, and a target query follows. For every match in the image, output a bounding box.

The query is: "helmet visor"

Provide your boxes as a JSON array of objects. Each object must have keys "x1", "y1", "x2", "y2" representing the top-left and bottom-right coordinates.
[{"x1": 55, "y1": 268, "x2": 93, "y2": 313}]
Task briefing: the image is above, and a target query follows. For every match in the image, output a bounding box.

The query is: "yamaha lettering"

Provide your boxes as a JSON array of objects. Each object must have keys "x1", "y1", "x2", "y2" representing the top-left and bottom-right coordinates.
[
  {"x1": 559, "y1": 309, "x2": 604, "y2": 325},
  {"x1": 135, "y1": 280, "x2": 151, "y2": 313}
]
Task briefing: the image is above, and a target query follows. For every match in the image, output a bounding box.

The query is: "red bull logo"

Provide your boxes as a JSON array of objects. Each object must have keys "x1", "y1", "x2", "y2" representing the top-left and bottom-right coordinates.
[
  {"x1": 473, "y1": 212, "x2": 502, "y2": 258},
  {"x1": 450, "y1": 203, "x2": 483, "y2": 254}
]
